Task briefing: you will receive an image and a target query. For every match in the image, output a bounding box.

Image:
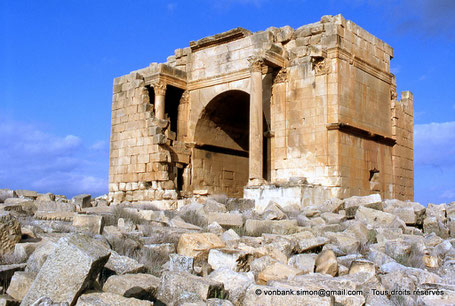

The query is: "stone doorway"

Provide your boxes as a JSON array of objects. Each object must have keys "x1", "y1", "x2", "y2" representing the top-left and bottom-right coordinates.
[{"x1": 192, "y1": 90, "x2": 250, "y2": 197}]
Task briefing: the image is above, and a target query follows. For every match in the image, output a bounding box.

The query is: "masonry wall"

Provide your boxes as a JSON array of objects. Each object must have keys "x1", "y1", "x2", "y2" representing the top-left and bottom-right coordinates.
[{"x1": 392, "y1": 91, "x2": 414, "y2": 200}]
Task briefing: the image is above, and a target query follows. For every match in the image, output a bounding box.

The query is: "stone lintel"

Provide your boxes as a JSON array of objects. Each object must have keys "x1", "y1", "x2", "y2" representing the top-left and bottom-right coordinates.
[
  {"x1": 190, "y1": 27, "x2": 252, "y2": 51},
  {"x1": 144, "y1": 64, "x2": 187, "y2": 90},
  {"x1": 326, "y1": 122, "x2": 396, "y2": 146}
]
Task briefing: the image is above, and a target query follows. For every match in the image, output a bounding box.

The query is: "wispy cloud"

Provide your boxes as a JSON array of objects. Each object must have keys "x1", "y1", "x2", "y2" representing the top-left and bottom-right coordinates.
[{"x1": 0, "y1": 117, "x2": 108, "y2": 198}]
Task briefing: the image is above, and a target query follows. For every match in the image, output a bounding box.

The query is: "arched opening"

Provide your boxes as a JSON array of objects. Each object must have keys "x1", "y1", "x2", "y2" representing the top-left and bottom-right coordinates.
[{"x1": 192, "y1": 90, "x2": 250, "y2": 197}]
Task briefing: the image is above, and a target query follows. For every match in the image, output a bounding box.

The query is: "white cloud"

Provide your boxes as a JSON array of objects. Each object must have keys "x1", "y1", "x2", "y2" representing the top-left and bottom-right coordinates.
[
  {"x1": 0, "y1": 117, "x2": 108, "y2": 198},
  {"x1": 90, "y1": 140, "x2": 108, "y2": 151}
]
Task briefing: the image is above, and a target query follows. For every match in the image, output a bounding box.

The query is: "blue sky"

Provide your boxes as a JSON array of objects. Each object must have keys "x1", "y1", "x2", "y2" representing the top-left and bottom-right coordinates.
[{"x1": 0, "y1": 0, "x2": 454, "y2": 204}]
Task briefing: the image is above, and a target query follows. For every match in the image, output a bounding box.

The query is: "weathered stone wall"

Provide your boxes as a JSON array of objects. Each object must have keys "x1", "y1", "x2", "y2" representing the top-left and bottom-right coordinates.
[{"x1": 392, "y1": 91, "x2": 414, "y2": 200}]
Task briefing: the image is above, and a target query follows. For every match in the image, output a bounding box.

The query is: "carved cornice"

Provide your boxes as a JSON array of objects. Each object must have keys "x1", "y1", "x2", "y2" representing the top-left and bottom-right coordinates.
[
  {"x1": 327, "y1": 122, "x2": 396, "y2": 146},
  {"x1": 152, "y1": 81, "x2": 167, "y2": 96},
  {"x1": 248, "y1": 56, "x2": 265, "y2": 73}
]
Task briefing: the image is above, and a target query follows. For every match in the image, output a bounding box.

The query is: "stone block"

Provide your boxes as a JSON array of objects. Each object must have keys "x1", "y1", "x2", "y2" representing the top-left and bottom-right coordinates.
[
  {"x1": 15, "y1": 190, "x2": 38, "y2": 199},
  {"x1": 76, "y1": 292, "x2": 152, "y2": 306},
  {"x1": 6, "y1": 271, "x2": 35, "y2": 301},
  {"x1": 104, "y1": 250, "x2": 146, "y2": 275},
  {"x1": 0, "y1": 189, "x2": 16, "y2": 203},
  {"x1": 156, "y1": 271, "x2": 224, "y2": 305},
  {"x1": 21, "y1": 234, "x2": 111, "y2": 306},
  {"x1": 72, "y1": 214, "x2": 104, "y2": 234},
  {"x1": 207, "y1": 213, "x2": 243, "y2": 228},
  {"x1": 208, "y1": 268, "x2": 254, "y2": 305},
  {"x1": 315, "y1": 250, "x2": 338, "y2": 276},
  {"x1": 177, "y1": 233, "x2": 225, "y2": 258},
  {"x1": 0, "y1": 212, "x2": 21, "y2": 256},
  {"x1": 103, "y1": 273, "x2": 159, "y2": 301},
  {"x1": 169, "y1": 254, "x2": 194, "y2": 273}
]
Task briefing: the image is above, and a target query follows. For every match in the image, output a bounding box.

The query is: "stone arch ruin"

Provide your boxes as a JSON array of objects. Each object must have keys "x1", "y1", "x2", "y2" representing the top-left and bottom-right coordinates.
[{"x1": 108, "y1": 14, "x2": 414, "y2": 209}]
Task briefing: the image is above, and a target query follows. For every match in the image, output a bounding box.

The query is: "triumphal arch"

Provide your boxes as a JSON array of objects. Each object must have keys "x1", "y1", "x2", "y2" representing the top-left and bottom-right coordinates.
[{"x1": 108, "y1": 15, "x2": 414, "y2": 209}]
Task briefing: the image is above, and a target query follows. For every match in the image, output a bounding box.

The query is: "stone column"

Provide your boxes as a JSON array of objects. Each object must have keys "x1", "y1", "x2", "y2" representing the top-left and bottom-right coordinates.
[
  {"x1": 153, "y1": 81, "x2": 167, "y2": 120},
  {"x1": 248, "y1": 56, "x2": 265, "y2": 184}
]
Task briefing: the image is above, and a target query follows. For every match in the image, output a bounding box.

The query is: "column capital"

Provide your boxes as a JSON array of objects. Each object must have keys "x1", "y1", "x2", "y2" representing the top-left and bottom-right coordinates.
[
  {"x1": 152, "y1": 80, "x2": 167, "y2": 96},
  {"x1": 273, "y1": 68, "x2": 287, "y2": 84},
  {"x1": 248, "y1": 56, "x2": 265, "y2": 73}
]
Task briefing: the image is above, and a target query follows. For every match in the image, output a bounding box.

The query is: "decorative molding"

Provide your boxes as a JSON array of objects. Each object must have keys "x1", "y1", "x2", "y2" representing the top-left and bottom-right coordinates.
[
  {"x1": 329, "y1": 47, "x2": 393, "y2": 85},
  {"x1": 326, "y1": 122, "x2": 396, "y2": 146},
  {"x1": 311, "y1": 57, "x2": 331, "y2": 76},
  {"x1": 152, "y1": 81, "x2": 167, "y2": 96},
  {"x1": 248, "y1": 56, "x2": 265, "y2": 73},
  {"x1": 187, "y1": 69, "x2": 250, "y2": 91}
]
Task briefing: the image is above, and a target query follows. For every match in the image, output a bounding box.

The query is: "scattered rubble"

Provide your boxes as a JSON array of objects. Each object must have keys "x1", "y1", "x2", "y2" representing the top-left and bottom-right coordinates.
[{"x1": 1, "y1": 187, "x2": 455, "y2": 305}]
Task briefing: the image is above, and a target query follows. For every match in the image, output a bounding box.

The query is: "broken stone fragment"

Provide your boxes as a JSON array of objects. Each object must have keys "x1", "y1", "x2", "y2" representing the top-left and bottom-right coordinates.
[
  {"x1": 355, "y1": 206, "x2": 406, "y2": 229},
  {"x1": 315, "y1": 249, "x2": 338, "y2": 276},
  {"x1": 257, "y1": 262, "x2": 303, "y2": 285},
  {"x1": 208, "y1": 267, "x2": 254, "y2": 305},
  {"x1": 72, "y1": 194, "x2": 92, "y2": 209},
  {"x1": 102, "y1": 273, "x2": 160, "y2": 301},
  {"x1": 21, "y1": 233, "x2": 111, "y2": 306},
  {"x1": 177, "y1": 233, "x2": 225, "y2": 258},
  {"x1": 344, "y1": 194, "x2": 383, "y2": 218},
  {"x1": 72, "y1": 214, "x2": 104, "y2": 235},
  {"x1": 6, "y1": 271, "x2": 35, "y2": 301},
  {"x1": 0, "y1": 212, "x2": 22, "y2": 256},
  {"x1": 169, "y1": 254, "x2": 194, "y2": 273},
  {"x1": 156, "y1": 271, "x2": 225, "y2": 305},
  {"x1": 104, "y1": 250, "x2": 146, "y2": 275},
  {"x1": 76, "y1": 292, "x2": 153, "y2": 306}
]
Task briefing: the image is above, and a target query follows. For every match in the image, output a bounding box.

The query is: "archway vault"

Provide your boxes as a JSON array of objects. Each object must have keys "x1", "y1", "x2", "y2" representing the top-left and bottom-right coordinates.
[{"x1": 191, "y1": 90, "x2": 250, "y2": 197}]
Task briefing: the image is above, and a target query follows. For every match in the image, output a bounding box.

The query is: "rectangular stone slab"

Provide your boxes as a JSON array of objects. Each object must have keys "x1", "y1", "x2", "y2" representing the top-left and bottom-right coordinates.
[{"x1": 20, "y1": 233, "x2": 111, "y2": 306}]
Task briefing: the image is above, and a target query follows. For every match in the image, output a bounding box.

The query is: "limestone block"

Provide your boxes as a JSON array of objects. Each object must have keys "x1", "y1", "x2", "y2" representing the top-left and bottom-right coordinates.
[
  {"x1": 225, "y1": 198, "x2": 254, "y2": 212},
  {"x1": 355, "y1": 206, "x2": 406, "y2": 229},
  {"x1": 103, "y1": 273, "x2": 159, "y2": 300},
  {"x1": 6, "y1": 271, "x2": 35, "y2": 301},
  {"x1": 257, "y1": 262, "x2": 302, "y2": 285},
  {"x1": 21, "y1": 234, "x2": 111, "y2": 306},
  {"x1": 288, "y1": 254, "x2": 316, "y2": 273},
  {"x1": 0, "y1": 189, "x2": 16, "y2": 203},
  {"x1": 76, "y1": 292, "x2": 153, "y2": 306},
  {"x1": 291, "y1": 231, "x2": 330, "y2": 253},
  {"x1": 156, "y1": 271, "x2": 224, "y2": 305},
  {"x1": 72, "y1": 194, "x2": 92, "y2": 209},
  {"x1": 34, "y1": 211, "x2": 76, "y2": 221},
  {"x1": 36, "y1": 193, "x2": 55, "y2": 202},
  {"x1": 73, "y1": 214, "x2": 104, "y2": 234},
  {"x1": 276, "y1": 25, "x2": 293, "y2": 43},
  {"x1": 177, "y1": 233, "x2": 225, "y2": 258},
  {"x1": 0, "y1": 212, "x2": 21, "y2": 255},
  {"x1": 424, "y1": 216, "x2": 449, "y2": 238},
  {"x1": 0, "y1": 295, "x2": 19, "y2": 306},
  {"x1": 0, "y1": 263, "x2": 26, "y2": 296},
  {"x1": 244, "y1": 219, "x2": 299, "y2": 236},
  {"x1": 426, "y1": 203, "x2": 447, "y2": 220},
  {"x1": 15, "y1": 190, "x2": 38, "y2": 199},
  {"x1": 344, "y1": 194, "x2": 382, "y2": 218},
  {"x1": 321, "y1": 212, "x2": 346, "y2": 224},
  {"x1": 25, "y1": 240, "x2": 58, "y2": 274},
  {"x1": 36, "y1": 201, "x2": 76, "y2": 212},
  {"x1": 104, "y1": 250, "x2": 146, "y2": 275},
  {"x1": 169, "y1": 254, "x2": 194, "y2": 273},
  {"x1": 208, "y1": 268, "x2": 254, "y2": 305},
  {"x1": 315, "y1": 250, "x2": 338, "y2": 276},
  {"x1": 207, "y1": 213, "x2": 243, "y2": 228},
  {"x1": 324, "y1": 232, "x2": 360, "y2": 253},
  {"x1": 152, "y1": 134, "x2": 166, "y2": 145},
  {"x1": 221, "y1": 229, "x2": 240, "y2": 242},
  {"x1": 208, "y1": 248, "x2": 246, "y2": 271},
  {"x1": 348, "y1": 259, "x2": 376, "y2": 278},
  {"x1": 261, "y1": 201, "x2": 287, "y2": 220},
  {"x1": 13, "y1": 242, "x2": 40, "y2": 263}
]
